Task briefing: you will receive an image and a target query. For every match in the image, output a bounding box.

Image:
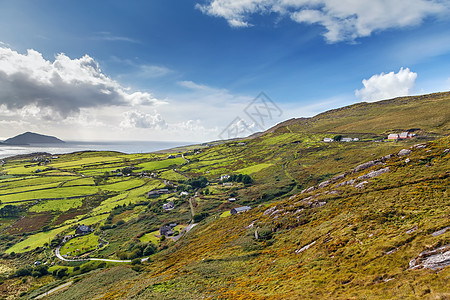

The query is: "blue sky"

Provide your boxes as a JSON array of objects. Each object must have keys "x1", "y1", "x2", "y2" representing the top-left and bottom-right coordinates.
[{"x1": 0, "y1": 0, "x2": 449, "y2": 142}]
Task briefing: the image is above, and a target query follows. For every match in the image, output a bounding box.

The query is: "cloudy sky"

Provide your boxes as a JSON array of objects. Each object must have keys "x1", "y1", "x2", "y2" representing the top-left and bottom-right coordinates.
[{"x1": 0, "y1": 0, "x2": 449, "y2": 142}]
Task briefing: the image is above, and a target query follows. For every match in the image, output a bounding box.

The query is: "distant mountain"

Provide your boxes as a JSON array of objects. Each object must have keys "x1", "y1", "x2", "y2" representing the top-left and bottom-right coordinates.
[{"x1": 3, "y1": 132, "x2": 65, "y2": 145}]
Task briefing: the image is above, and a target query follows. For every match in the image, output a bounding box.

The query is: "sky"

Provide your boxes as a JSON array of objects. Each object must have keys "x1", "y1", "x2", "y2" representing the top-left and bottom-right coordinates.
[{"x1": 0, "y1": 0, "x2": 449, "y2": 142}]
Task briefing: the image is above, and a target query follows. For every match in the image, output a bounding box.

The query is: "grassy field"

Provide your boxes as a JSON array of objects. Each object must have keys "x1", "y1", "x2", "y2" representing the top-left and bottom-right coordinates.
[
  {"x1": 137, "y1": 157, "x2": 185, "y2": 171},
  {"x1": 59, "y1": 234, "x2": 100, "y2": 256}
]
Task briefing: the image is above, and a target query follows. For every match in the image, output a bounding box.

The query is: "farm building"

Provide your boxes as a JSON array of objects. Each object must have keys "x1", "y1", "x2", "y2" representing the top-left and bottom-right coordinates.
[
  {"x1": 388, "y1": 134, "x2": 399, "y2": 140},
  {"x1": 147, "y1": 190, "x2": 159, "y2": 198},
  {"x1": 230, "y1": 206, "x2": 251, "y2": 215},
  {"x1": 228, "y1": 198, "x2": 237, "y2": 202},
  {"x1": 163, "y1": 201, "x2": 175, "y2": 210},
  {"x1": 399, "y1": 132, "x2": 409, "y2": 139},
  {"x1": 159, "y1": 225, "x2": 174, "y2": 236},
  {"x1": 323, "y1": 138, "x2": 333, "y2": 142},
  {"x1": 75, "y1": 225, "x2": 91, "y2": 235},
  {"x1": 341, "y1": 138, "x2": 353, "y2": 142}
]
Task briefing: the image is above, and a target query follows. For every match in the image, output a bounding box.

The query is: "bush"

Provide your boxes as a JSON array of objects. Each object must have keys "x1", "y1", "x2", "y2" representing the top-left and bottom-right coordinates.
[
  {"x1": 143, "y1": 243, "x2": 157, "y2": 256},
  {"x1": 116, "y1": 220, "x2": 125, "y2": 226},
  {"x1": 56, "y1": 267, "x2": 68, "y2": 278},
  {"x1": 131, "y1": 258, "x2": 141, "y2": 265},
  {"x1": 117, "y1": 252, "x2": 129, "y2": 260},
  {"x1": 31, "y1": 271, "x2": 41, "y2": 277},
  {"x1": 193, "y1": 212, "x2": 209, "y2": 223},
  {"x1": 257, "y1": 227, "x2": 273, "y2": 240},
  {"x1": 14, "y1": 267, "x2": 32, "y2": 277},
  {"x1": 128, "y1": 249, "x2": 142, "y2": 260}
]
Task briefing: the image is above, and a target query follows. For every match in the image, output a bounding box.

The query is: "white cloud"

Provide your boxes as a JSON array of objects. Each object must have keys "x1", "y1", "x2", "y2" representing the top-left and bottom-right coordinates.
[
  {"x1": 355, "y1": 68, "x2": 417, "y2": 102},
  {"x1": 196, "y1": 0, "x2": 448, "y2": 42},
  {"x1": 119, "y1": 110, "x2": 168, "y2": 129},
  {"x1": 0, "y1": 46, "x2": 163, "y2": 118},
  {"x1": 92, "y1": 32, "x2": 139, "y2": 43}
]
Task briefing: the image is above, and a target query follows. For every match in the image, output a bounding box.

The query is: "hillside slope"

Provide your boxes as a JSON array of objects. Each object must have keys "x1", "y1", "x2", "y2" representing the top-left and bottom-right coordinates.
[
  {"x1": 269, "y1": 91, "x2": 450, "y2": 135},
  {"x1": 0, "y1": 91, "x2": 448, "y2": 299},
  {"x1": 46, "y1": 140, "x2": 450, "y2": 300}
]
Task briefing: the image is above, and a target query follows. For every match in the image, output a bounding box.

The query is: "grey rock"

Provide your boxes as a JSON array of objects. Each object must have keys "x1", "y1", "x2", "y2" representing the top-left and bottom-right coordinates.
[
  {"x1": 358, "y1": 167, "x2": 390, "y2": 180},
  {"x1": 398, "y1": 149, "x2": 412, "y2": 156},
  {"x1": 354, "y1": 181, "x2": 368, "y2": 189}
]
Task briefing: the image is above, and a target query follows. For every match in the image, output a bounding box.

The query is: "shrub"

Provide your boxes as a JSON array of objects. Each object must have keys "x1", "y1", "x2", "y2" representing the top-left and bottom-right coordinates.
[
  {"x1": 14, "y1": 267, "x2": 32, "y2": 277},
  {"x1": 131, "y1": 258, "x2": 141, "y2": 265},
  {"x1": 193, "y1": 212, "x2": 209, "y2": 223},
  {"x1": 143, "y1": 243, "x2": 157, "y2": 256},
  {"x1": 116, "y1": 220, "x2": 125, "y2": 226},
  {"x1": 117, "y1": 252, "x2": 129, "y2": 260},
  {"x1": 56, "y1": 267, "x2": 68, "y2": 278}
]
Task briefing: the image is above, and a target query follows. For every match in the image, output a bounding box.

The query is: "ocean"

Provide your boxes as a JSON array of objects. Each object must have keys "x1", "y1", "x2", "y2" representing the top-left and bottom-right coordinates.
[{"x1": 0, "y1": 140, "x2": 193, "y2": 159}]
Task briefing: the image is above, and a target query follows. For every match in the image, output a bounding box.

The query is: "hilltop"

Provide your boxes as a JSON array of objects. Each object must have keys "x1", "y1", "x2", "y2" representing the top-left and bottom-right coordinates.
[
  {"x1": 3, "y1": 132, "x2": 65, "y2": 145},
  {"x1": 0, "y1": 91, "x2": 448, "y2": 299},
  {"x1": 269, "y1": 91, "x2": 450, "y2": 135}
]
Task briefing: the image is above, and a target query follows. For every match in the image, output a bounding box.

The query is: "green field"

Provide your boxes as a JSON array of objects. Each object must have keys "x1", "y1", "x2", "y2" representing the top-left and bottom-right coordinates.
[
  {"x1": 60, "y1": 234, "x2": 100, "y2": 256},
  {"x1": 137, "y1": 157, "x2": 185, "y2": 171},
  {"x1": 28, "y1": 198, "x2": 84, "y2": 212}
]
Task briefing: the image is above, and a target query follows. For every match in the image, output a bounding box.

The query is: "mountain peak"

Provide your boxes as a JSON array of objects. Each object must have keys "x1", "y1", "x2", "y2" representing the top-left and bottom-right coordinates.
[{"x1": 3, "y1": 132, "x2": 65, "y2": 145}]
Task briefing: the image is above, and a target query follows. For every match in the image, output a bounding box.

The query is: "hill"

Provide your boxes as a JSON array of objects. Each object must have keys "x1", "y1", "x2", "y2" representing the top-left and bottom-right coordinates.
[
  {"x1": 3, "y1": 132, "x2": 65, "y2": 145},
  {"x1": 0, "y1": 91, "x2": 448, "y2": 299},
  {"x1": 268, "y1": 91, "x2": 450, "y2": 135}
]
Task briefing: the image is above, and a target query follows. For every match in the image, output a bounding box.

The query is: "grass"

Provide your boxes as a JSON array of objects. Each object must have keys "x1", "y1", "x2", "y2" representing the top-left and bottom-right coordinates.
[
  {"x1": 101, "y1": 178, "x2": 146, "y2": 192},
  {"x1": 59, "y1": 234, "x2": 100, "y2": 256},
  {"x1": 137, "y1": 157, "x2": 185, "y2": 171},
  {"x1": 236, "y1": 163, "x2": 274, "y2": 175},
  {"x1": 140, "y1": 230, "x2": 160, "y2": 244},
  {"x1": 28, "y1": 198, "x2": 84, "y2": 212},
  {"x1": 5, "y1": 225, "x2": 70, "y2": 254},
  {"x1": 0, "y1": 185, "x2": 100, "y2": 202}
]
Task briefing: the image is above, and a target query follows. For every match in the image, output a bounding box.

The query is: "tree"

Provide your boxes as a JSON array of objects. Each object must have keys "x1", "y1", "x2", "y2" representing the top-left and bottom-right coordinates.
[
  {"x1": 333, "y1": 135, "x2": 342, "y2": 141},
  {"x1": 242, "y1": 175, "x2": 253, "y2": 185},
  {"x1": 143, "y1": 243, "x2": 157, "y2": 256},
  {"x1": 0, "y1": 205, "x2": 20, "y2": 217}
]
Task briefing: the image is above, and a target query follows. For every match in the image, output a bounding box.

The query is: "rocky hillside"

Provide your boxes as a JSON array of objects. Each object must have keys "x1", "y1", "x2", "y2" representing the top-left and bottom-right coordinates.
[{"x1": 45, "y1": 138, "x2": 449, "y2": 299}]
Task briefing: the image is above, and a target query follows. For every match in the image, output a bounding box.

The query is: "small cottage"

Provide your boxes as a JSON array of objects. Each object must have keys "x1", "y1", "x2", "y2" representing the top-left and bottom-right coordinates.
[
  {"x1": 388, "y1": 134, "x2": 399, "y2": 140},
  {"x1": 399, "y1": 132, "x2": 409, "y2": 139},
  {"x1": 230, "y1": 206, "x2": 251, "y2": 215},
  {"x1": 147, "y1": 190, "x2": 159, "y2": 198},
  {"x1": 323, "y1": 138, "x2": 333, "y2": 142},
  {"x1": 159, "y1": 225, "x2": 174, "y2": 236},
  {"x1": 163, "y1": 201, "x2": 175, "y2": 210},
  {"x1": 75, "y1": 225, "x2": 91, "y2": 235},
  {"x1": 228, "y1": 198, "x2": 237, "y2": 202}
]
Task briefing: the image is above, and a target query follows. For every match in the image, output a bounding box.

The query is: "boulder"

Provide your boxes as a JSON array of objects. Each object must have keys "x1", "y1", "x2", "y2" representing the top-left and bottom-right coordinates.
[{"x1": 398, "y1": 149, "x2": 412, "y2": 156}]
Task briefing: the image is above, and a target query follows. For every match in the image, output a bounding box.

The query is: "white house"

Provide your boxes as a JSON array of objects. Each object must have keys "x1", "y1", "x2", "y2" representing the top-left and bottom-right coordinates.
[
  {"x1": 388, "y1": 134, "x2": 399, "y2": 140},
  {"x1": 323, "y1": 138, "x2": 333, "y2": 142},
  {"x1": 399, "y1": 132, "x2": 409, "y2": 139},
  {"x1": 341, "y1": 138, "x2": 353, "y2": 142}
]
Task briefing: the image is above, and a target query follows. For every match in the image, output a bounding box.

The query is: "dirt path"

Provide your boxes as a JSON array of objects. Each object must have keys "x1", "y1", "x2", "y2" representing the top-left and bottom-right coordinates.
[
  {"x1": 188, "y1": 197, "x2": 195, "y2": 220},
  {"x1": 34, "y1": 281, "x2": 73, "y2": 299}
]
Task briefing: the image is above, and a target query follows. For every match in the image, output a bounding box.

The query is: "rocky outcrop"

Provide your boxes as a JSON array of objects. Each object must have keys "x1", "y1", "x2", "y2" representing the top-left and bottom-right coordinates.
[
  {"x1": 409, "y1": 245, "x2": 450, "y2": 270},
  {"x1": 358, "y1": 167, "x2": 389, "y2": 180},
  {"x1": 398, "y1": 149, "x2": 412, "y2": 156}
]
